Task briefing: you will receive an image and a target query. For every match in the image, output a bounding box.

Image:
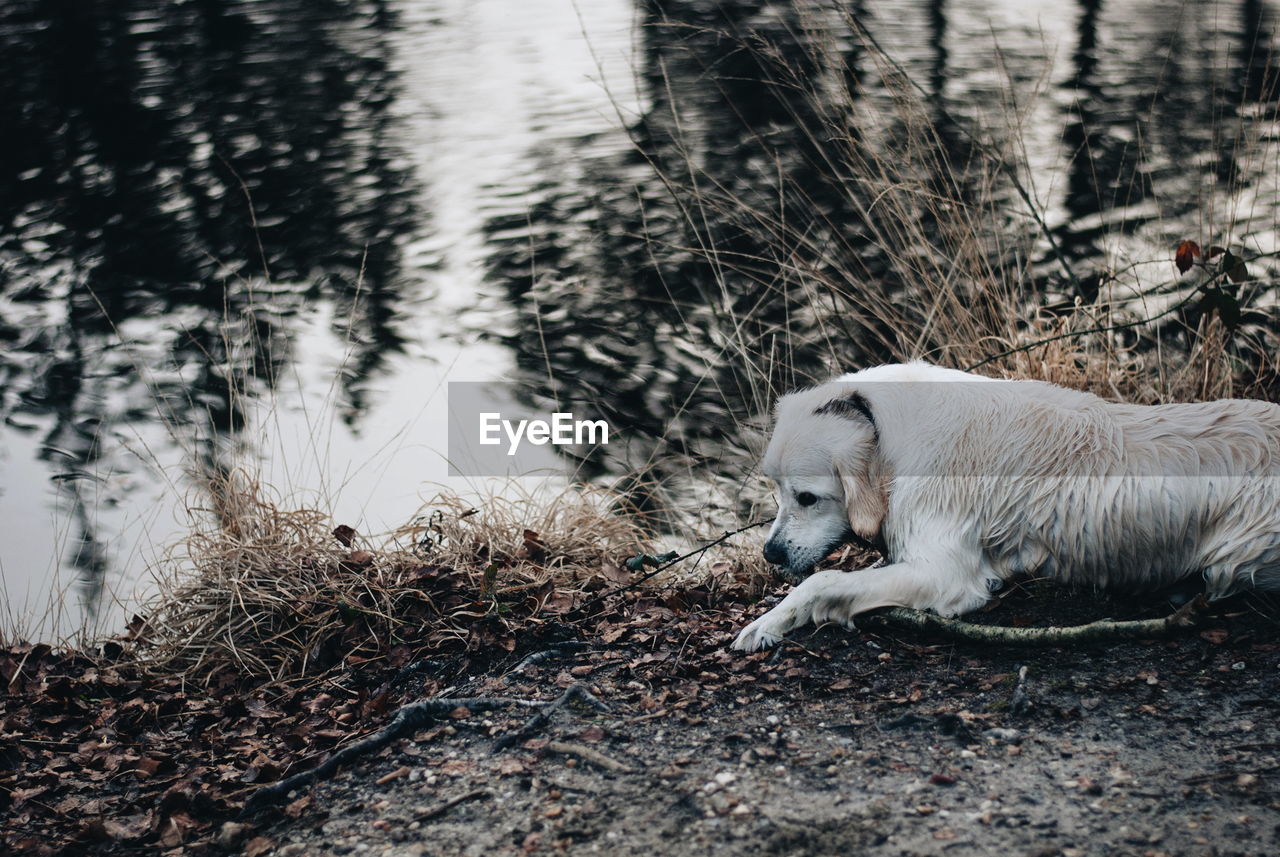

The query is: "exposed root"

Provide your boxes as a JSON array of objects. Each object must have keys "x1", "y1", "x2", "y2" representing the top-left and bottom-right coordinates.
[
  {"x1": 493, "y1": 683, "x2": 609, "y2": 752},
  {"x1": 242, "y1": 694, "x2": 547, "y2": 815},
  {"x1": 864, "y1": 595, "x2": 1210, "y2": 646}
]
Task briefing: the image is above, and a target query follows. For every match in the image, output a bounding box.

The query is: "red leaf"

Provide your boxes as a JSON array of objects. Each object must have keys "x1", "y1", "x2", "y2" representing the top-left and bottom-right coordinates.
[{"x1": 1175, "y1": 240, "x2": 1202, "y2": 274}]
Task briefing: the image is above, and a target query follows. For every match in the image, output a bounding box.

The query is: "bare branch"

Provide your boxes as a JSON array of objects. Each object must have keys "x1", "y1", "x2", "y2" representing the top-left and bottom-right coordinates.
[{"x1": 862, "y1": 595, "x2": 1209, "y2": 646}]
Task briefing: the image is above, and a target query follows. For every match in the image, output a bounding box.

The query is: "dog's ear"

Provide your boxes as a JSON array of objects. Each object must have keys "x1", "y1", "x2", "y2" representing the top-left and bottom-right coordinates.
[
  {"x1": 813, "y1": 393, "x2": 876, "y2": 434},
  {"x1": 844, "y1": 463, "x2": 885, "y2": 544},
  {"x1": 816, "y1": 393, "x2": 888, "y2": 541}
]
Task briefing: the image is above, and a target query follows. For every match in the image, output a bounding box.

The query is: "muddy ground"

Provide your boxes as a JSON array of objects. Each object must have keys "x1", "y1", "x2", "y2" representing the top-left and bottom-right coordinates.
[{"x1": 251, "y1": 586, "x2": 1280, "y2": 857}]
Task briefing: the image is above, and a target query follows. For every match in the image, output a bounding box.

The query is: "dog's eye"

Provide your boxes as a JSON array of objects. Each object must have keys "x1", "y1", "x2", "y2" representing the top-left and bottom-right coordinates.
[{"x1": 796, "y1": 491, "x2": 819, "y2": 507}]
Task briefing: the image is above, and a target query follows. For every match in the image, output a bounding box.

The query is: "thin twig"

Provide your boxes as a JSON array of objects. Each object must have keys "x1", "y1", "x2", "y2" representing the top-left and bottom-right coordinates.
[
  {"x1": 545, "y1": 741, "x2": 635, "y2": 773},
  {"x1": 965, "y1": 253, "x2": 1280, "y2": 373},
  {"x1": 569, "y1": 519, "x2": 772, "y2": 618},
  {"x1": 964, "y1": 285, "x2": 1204, "y2": 372},
  {"x1": 414, "y1": 789, "x2": 491, "y2": 822}
]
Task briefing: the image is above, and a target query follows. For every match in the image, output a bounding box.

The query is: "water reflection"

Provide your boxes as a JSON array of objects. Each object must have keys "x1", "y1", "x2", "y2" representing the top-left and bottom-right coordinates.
[
  {"x1": 489, "y1": 1, "x2": 873, "y2": 517},
  {"x1": 0, "y1": 0, "x2": 417, "y2": 631},
  {"x1": 486, "y1": 0, "x2": 1003, "y2": 515},
  {"x1": 486, "y1": 0, "x2": 1280, "y2": 520}
]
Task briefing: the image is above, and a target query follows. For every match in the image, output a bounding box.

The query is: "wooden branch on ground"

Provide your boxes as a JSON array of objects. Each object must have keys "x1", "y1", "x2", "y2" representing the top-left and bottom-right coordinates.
[
  {"x1": 414, "y1": 789, "x2": 491, "y2": 822},
  {"x1": 546, "y1": 741, "x2": 634, "y2": 773},
  {"x1": 492, "y1": 683, "x2": 609, "y2": 752},
  {"x1": 242, "y1": 695, "x2": 547, "y2": 815},
  {"x1": 861, "y1": 595, "x2": 1209, "y2": 646}
]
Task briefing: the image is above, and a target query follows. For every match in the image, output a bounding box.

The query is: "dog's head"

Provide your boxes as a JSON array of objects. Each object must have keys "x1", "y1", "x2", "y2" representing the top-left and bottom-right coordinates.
[{"x1": 760, "y1": 386, "x2": 888, "y2": 579}]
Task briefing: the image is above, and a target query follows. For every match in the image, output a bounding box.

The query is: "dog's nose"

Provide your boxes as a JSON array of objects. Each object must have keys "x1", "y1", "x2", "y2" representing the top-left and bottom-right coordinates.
[{"x1": 762, "y1": 539, "x2": 787, "y2": 566}]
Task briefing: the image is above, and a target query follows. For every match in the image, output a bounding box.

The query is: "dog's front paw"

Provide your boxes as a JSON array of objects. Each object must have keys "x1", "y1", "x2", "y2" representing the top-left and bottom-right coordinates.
[{"x1": 731, "y1": 607, "x2": 794, "y2": 652}]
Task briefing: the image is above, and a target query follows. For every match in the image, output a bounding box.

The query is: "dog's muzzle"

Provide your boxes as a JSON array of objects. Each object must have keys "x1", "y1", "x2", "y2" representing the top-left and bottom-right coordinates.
[{"x1": 762, "y1": 538, "x2": 788, "y2": 566}]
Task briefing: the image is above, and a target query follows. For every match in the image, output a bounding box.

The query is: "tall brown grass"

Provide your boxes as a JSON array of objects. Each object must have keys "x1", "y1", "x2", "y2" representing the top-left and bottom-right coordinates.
[
  {"x1": 628, "y1": 5, "x2": 1280, "y2": 410},
  {"x1": 127, "y1": 474, "x2": 679, "y2": 683}
]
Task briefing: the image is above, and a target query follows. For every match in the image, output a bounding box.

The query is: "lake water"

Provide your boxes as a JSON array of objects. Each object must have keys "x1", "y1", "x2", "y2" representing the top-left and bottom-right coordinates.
[{"x1": 2, "y1": 0, "x2": 1278, "y2": 640}]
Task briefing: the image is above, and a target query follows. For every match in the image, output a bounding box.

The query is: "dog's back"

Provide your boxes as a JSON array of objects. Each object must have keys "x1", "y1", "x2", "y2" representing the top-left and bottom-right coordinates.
[{"x1": 876, "y1": 375, "x2": 1280, "y2": 596}]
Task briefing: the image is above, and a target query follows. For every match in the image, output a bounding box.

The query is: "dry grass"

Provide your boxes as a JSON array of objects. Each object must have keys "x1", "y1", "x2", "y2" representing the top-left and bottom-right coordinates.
[
  {"x1": 399, "y1": 482, "x2": 656, "y2": 579},
  {"x1": 626, "y1": 5, "x2": 1280, "y2": 412},
  {"x1": 127, "y1": 474, "x2": 666, "y2": 685}
]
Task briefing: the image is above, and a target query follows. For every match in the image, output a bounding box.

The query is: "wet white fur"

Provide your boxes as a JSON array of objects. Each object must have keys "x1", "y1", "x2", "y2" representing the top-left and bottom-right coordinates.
[{"x1": 733, "y1": 362, "x2": 1280, "y2": 651}]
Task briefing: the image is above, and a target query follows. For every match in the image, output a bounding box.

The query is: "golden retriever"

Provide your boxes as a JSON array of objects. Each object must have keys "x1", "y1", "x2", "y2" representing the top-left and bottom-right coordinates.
[{"x1": 733, "y1": 362, "x2": 1280, "y2": 651}]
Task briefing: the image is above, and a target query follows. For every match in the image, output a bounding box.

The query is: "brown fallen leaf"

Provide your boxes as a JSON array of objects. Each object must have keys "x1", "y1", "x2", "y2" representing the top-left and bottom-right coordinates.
[
  {"x1": 497, "y1": 757, "x2": 527, "y2": 776},
  {"x1": 579, "y1": 725, "x2": 606, "y2": 743},
  {"x1": 600, "y1": 562, "x2": 630, "y2": 584},
  {"x1": 102, "y1": 813, "x2": 153, "y2": 842},
  {"x1": 244, "y1": 835, "x2": 276, "y2": 857},
  {"x1": 440, "y1": 759, "x2": 471, "y2": 775},
  {"x1": 285, "y1": 794, "x2": 313, "y2": 818},
  {"x1": 157, "y1": 812, "x2": 200, "y2": 848},
  {"x1": 133, "y1": 756, "x2": 164, "y2": 779}
]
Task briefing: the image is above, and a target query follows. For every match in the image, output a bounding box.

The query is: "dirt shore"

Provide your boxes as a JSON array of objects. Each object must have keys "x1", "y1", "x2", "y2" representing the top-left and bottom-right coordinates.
[
  {"x1": 6, "y1": 578, "x2": 1279, "y2": 856},
  {"x1": 254, "y1": 588, "x2": 1280, "y2": 857}
]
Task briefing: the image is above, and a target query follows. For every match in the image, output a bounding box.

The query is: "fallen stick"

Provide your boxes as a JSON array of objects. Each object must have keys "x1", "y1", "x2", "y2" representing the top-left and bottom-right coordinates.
[
  {"x1": 861, "y1": 595, "x2": 1209, "y2": 646},
  {"x1": 242, "y1": 695, "x2": 547, "y2": 815},
  {"x1": 493, "y1": 683, "x2": 609, "y2": 752},
  {"x1": 414, "y1": 789, "x2": 491, "y2": 822},
  {"x1": 546, "y1": 741, "x2": 634, "y2": 773},
  {"x1": 375, "y1": 766, "x2": 412, "y2": 786}
]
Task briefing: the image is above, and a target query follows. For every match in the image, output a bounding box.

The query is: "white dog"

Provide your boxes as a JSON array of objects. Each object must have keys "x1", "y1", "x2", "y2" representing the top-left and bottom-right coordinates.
[{"x1": 732, "y1": 362, "x2": 1280, "y2": 651}]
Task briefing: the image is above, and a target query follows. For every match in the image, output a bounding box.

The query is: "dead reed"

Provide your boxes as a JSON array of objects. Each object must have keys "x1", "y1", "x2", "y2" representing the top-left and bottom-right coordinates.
[{"x1": 127, "y1": 475, "x2": 665, "y2": 685}]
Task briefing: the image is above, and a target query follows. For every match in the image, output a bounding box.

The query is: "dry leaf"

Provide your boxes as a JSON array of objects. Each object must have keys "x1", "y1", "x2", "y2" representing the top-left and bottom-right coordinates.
[{"x1": 1175, "y1": 239, "x2": 1202, "y2": 273}]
